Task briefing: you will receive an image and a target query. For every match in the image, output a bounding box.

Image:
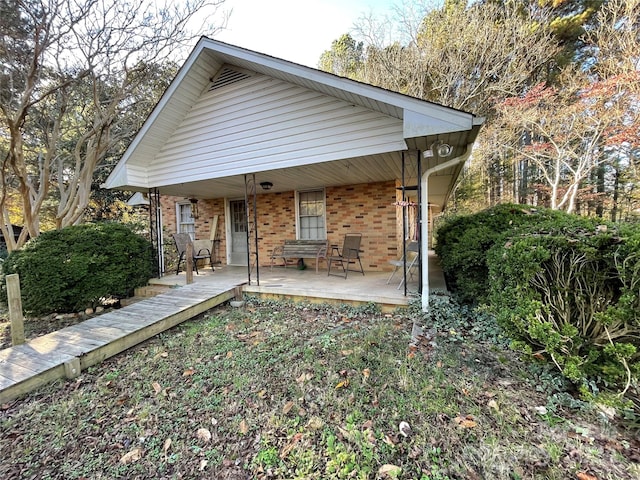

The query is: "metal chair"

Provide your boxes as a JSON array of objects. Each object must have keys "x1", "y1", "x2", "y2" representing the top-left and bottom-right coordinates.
[
  {"x1": 327, "y1": 233, "x2": 365, "y2": 279},
  {"x1": 172, "y1": 233, "x2": 213, "y2": 275},
  {"x1": 387, "y1": 241, "x2": 419, "y2": 289}
]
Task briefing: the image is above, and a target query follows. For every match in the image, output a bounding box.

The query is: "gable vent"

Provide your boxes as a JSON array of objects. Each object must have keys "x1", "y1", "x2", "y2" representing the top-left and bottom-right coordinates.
[{"x1": 209, "y1": 66, "x2": 252, "y2": 91}]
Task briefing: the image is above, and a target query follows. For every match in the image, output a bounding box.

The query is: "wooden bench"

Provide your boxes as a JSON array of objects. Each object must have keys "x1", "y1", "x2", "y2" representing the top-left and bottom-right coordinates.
[{"x1": 270, "y1": 240, "x2": 328, "y2": 273}]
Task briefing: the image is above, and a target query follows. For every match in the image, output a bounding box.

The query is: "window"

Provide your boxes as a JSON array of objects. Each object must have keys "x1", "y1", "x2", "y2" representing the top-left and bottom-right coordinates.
[
  {"x1": 297, "y1": 190, "x2": 326, "y2": 240},
  {"x1": 177, "y1": 203, "x2": 195, "y2": 240}
]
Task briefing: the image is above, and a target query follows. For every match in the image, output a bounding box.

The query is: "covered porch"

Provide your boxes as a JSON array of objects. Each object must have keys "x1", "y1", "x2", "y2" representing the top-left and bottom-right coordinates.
[{"x1": 145, "y1": 251, "x2": 447, "y2": 312}]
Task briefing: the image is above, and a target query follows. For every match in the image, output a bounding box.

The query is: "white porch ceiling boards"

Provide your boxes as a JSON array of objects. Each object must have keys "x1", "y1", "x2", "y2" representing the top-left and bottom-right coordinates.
[{"x1": 104, "y1": 37, "x2": 483, "y2": 210}]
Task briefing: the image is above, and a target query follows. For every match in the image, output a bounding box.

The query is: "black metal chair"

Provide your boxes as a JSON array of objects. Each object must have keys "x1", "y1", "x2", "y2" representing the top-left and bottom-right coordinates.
[
  {"x1": 172, "y1": 233, "x2": 213, "y2": 275},
  {"x1": 327, "y1": 233, "x2": 365, "y2": 279}
]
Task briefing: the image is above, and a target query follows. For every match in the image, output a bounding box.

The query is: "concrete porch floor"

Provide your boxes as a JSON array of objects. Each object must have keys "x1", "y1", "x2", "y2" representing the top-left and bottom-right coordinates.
[{"x1": 148, "y1": 251, "x2": 447, "y2": 311}]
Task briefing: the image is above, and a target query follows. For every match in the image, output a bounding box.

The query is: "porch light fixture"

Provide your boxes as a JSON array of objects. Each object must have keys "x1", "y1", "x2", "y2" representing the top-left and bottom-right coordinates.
[
  {"x1": 423, "y1": 141, "x2": 453, "y2": 159},
  {"x1": 189, "y1": 198, "x2": 199, "y2": 219},
  {"x1": 260, "y1": 181, "x2": 273, "y2": 191}
]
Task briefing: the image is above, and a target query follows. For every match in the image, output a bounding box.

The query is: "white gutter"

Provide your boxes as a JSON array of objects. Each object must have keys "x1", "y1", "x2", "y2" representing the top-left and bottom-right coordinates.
[{"x1": 420, "y1": 152, "x2": 471, "y2": 312}]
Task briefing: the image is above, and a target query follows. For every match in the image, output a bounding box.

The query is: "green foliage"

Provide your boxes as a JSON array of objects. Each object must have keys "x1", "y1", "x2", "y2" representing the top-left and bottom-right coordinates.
[
  {"x1": 487, "y1": 218, "x2": 640, "y2": 394},
  {"x1": 435, "y1": 203, "x2": 569, "y2": 304},
  {"x1": 318, "y1": 33, "x2": 364, "y2": 78},
  {"x1": 0, "y1": 222, "x2": 153, "y2": 315}
]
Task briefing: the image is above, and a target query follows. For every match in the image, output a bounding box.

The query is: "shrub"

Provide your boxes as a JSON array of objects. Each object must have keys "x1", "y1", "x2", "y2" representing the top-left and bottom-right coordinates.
[
  {"x1": 0, "y1": 222, "x2": 154, "y2": 316},
  {"x1": 435, "y1": 203, "x2": 568, "y2": 304},
  {"x1": 487, "y1": 218, "x2": 640, "y2": 394}
]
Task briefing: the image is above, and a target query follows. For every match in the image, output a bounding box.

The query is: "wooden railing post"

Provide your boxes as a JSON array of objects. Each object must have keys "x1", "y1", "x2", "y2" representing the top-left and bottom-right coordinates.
[
  {"x1": 6, "y1": 274, "x2": 25, "y2": 346},
  {"x1": 186, "y1": 241, "x2": 194, "y2": 284}
]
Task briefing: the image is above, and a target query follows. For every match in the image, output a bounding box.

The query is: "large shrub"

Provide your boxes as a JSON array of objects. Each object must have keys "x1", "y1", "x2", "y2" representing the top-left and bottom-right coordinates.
[
  {"x1": 435, "y1": 203, "x2": 568, "y2": 304},
  {"x1": 1, "y1": 223, "x2": 153, "y2": 316},
  {"x1": 487, "y1": 219, "x2": 640, "y2": 394}
]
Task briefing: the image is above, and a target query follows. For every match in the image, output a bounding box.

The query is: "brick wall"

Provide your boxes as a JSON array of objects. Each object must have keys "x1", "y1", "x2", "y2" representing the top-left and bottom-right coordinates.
[
  {"x1": 325, "y1": 181, "x2": 397, "y2": 270},
  {"x1": 160, "y1": 180, "x2": 401, "y2": 272}
]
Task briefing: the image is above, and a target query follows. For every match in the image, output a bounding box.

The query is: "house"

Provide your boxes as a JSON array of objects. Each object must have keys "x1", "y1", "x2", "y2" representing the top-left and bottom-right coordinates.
[{"x1": 103, "y1": 37, "x2": 483, "y2": 311}]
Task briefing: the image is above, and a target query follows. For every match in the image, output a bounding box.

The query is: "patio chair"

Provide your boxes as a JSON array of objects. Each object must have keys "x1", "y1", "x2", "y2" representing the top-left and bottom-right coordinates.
[
  {"x1": 172, "y1": 233, "x2": 213, "y2": 275},
  {"x1": 387, "y1": 241, "x2": 419, "y2": 289},
  {"x1": 327, "y1": 233, "x2": 365, "y2": 279}
]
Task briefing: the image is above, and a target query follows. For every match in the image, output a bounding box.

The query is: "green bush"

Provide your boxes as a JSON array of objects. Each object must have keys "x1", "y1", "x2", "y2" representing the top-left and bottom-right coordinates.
[
  {"x1": 0, "y1": 222, "x2": 154, "y2": 316},
  {"x1": 487, "y1": 219, "x2": 640, "y2": 394},
  {"x1": 435, "y1": 203, "x2": 568, "y2": 304}
]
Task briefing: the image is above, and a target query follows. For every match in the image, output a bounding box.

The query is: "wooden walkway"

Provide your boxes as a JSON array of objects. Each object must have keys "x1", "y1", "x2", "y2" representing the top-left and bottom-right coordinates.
[{"x1": 0, "y1": 282, "x2": 239, "y2": 404}]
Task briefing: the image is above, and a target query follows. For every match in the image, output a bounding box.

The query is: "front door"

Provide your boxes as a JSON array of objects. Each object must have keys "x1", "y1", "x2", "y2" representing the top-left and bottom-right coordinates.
[{"x1": 229, "y1": 199, "x2": 248, "y2": 265}]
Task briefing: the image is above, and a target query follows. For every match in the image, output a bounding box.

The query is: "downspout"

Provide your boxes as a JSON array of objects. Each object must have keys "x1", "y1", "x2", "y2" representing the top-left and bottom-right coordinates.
[{"x1": 420, "y1": 154, "x2": 470, "y2": 312}]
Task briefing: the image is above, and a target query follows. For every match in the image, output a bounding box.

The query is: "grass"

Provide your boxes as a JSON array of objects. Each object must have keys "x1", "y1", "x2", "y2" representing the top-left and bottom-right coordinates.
[{"x1": 1, "y1": 297, "x2": 639, "y2": 479}]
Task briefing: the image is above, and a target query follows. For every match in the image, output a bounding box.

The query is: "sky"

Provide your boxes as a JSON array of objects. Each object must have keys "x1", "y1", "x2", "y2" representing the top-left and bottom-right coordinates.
[{"x1": 215, "y1": 0, "x2": 398, "y2": 68}]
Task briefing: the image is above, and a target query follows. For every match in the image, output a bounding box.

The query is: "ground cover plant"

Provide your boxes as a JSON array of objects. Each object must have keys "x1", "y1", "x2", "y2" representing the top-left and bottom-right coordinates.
[{"x1": 1, "y1": 297, "x2": 638, "y2": 479}]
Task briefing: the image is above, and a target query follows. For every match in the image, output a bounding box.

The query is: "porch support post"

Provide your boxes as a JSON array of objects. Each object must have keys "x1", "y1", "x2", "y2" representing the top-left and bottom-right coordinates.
[{"x1": 149, "y1": 188, "x2": 163, "y2": 277}]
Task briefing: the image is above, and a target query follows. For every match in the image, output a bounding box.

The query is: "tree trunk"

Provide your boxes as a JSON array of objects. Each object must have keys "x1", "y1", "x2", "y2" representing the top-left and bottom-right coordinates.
[
  {"x1": 595, "y1": 165, "x2": 605, "y2": 217},
  {"x1": 611, "y1": 162, "x2": 620, "y2": 222}
]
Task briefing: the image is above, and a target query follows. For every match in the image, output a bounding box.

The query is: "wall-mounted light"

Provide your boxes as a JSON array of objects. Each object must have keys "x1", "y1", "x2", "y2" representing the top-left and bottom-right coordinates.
[
  {"x1": 260, "y1": 181, "x2": 273, "y2": 191},
  {"x1": 189, "y1": 198, "x2": 199, "y2": 219},
  {"x1": 423, "y1": 141, "x2": 453, "y2": 159}
]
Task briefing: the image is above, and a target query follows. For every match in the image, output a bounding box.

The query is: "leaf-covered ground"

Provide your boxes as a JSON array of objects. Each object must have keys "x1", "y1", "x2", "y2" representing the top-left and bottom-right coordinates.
[{"x1": 1, "y1": 297, "x2": 639, "y2": 479}]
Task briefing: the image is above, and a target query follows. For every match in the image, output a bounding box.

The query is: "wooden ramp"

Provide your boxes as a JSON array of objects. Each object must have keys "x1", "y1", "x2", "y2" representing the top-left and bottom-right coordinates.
[{"x1": 0, "y1": 282, "x2": 239, "y2": 404}]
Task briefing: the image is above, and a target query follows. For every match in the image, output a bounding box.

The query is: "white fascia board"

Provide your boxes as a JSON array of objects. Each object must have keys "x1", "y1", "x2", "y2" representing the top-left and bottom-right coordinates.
[{"x1": 403, "y1": 109, "x2": 472, "y2": 138}]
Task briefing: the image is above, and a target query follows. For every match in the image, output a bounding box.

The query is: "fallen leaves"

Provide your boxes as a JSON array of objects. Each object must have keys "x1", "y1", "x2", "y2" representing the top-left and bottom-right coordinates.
[
  {"x1": 119, "y1": 447, "x2": 143, "y2": 465},
  {"x1": 282, "y1": 400, "x2": 295, "y2": 415},
  {"x1": 398, "y1": 421, "x2": 411, "y2": 438},
  {"x1": 378, "y1": 464, "x2": 402, "y2": 477},
  {"x1": 296, "y1": 371, "x2": 313, "y2": 384},
  {"x1": 151, "y1": 382, "x2": 162, "y2": 395},
  {"x1": 576, "y1": 473, "x2": 598, "y2": 480},
  {"x1": 163, "y1": 438, "x2": 172, "y2": 460},
  {"x1": 335, "y1": 379, "x2": 350, "y2": 389},
  {"x1": 453, "y1": 414, "x2": 477, "y2": 429},
  {"x1": 239, "y1": 419, "x2": 249, "y2": 435},
  {"x1": 534, "y1": 406, "x2": 548, "y2": 415},
  {"x1": 279, "y1": 432, "x2": 303, "y2": 459},
  {"x1": 196, "y1": 428, "x2": 212, "y2": 442}
]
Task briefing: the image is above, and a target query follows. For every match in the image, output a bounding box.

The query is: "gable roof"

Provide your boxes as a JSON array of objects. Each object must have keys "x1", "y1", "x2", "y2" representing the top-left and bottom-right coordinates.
[{"x1": 104, "y1": 37, "x2": 483, "y2": 208}]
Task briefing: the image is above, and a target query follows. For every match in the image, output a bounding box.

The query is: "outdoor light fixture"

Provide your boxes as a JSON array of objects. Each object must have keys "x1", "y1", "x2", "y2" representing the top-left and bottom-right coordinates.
[
  {"x1": 423, "y1": 141, "x2": 453, "y2": 158},
  {"x1": 260, "y1": 181, "x2": 273, "y2": 191},
  {"x1": 189, "y1": 198, "x2": 199, "y2": 219}
]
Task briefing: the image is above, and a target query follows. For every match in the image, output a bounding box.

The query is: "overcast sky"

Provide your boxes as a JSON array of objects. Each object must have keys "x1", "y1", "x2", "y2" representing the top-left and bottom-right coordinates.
[{"x1": 215, "y1": 0, "x2": 397, "y2": 67}]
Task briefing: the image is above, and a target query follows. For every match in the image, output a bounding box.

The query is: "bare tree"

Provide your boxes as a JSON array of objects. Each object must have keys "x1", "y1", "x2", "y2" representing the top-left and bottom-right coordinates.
[
  {"x1": 495, "y1": 65, "x2": 630, "y2": 213},
  {"x1": 352, "y1": 0, "x2": 558, "y2": 117},
  {"x1": 0, "y1": 0, "x2": 228, "y2": 251}
]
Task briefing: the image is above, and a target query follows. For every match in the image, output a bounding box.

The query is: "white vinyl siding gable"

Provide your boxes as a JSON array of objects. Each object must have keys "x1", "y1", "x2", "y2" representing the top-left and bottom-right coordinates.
[{"x1": 147, "y1": 72, "x2": 405, "y2": 186}]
